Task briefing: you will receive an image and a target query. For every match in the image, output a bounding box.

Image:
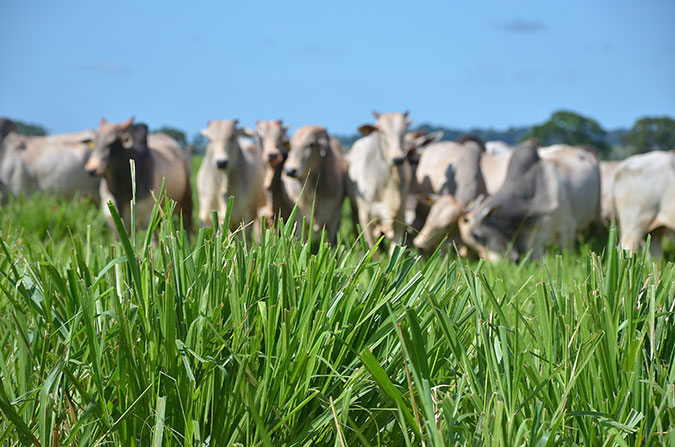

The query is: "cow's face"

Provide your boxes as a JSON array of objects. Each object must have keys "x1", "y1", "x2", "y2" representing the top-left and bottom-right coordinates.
[
  {"x1": 85, "y1": 116, "x2": 136, "y2": 177},
  {"x1": 413, "y1": 194, "x2": 463, "y2": 252},
  {"x1": 459, "y1": 207, "x2": 519, "y2": 262},
  {"x1": 284, "y1": 125, "x2": 329, "y2": 180},
  {"x1": 358, "y1": 111, "x2": 411, "y2": 166},
  {"x1": 201, "y1": 120, "x2": 250, "y2": 171},
  {"x1": 256, "y1": 120, "x2": 289, "y2": 169}
]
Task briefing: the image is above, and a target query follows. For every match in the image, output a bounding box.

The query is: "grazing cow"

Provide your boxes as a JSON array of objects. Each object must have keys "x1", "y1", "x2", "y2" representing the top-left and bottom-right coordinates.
[
  {"x1": 458, "y1": 142, "x2": 600, "y2": 261},
  {"x1": 613, "y1": 151, "x2": 675, "y2": 256},
  {"x1": 0, "y1": 119, "x2": 99, "y2": 201},
  {"x1": 85, "y1": 117, "x2": 192, "y2": 233},
  {"x1": 197, "y1": 119, "x2": 266, "y2": 237},
  {"x1": 599, "y1": 160, "x2": 620, "y2": 223},
  {"x1": 254, "y1": 120, "x2": 297, "y2": 224},
  {"x1": 346, "y1": 111, "x2": 412, "y2": 249},
  {"x1": 283, "y1": 125, "x2": 345, "y2": 243},
  {"x1": 410, "y1": 138, "x2": 486, "y2": 251}
]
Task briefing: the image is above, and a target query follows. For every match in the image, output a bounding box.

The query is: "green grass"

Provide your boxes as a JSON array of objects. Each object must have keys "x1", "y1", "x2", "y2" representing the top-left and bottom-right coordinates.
[{"x1": 0, "y1": 180, "x2": 674, "y2": 446}]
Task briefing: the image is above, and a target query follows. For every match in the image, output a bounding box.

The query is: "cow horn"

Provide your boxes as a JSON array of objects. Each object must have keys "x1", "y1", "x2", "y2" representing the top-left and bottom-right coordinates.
[
  {"x1": 403, "y1": 110, "x2": 410, "y2": 118},
  {"x1": 100, "y1": 117, "x2": 107, "y2": 126},
  {"x1": 120, "y1": 116, "x2": 134, "y2": 130},
  {"x1": 372, "y1": 110, "x2": 380, "y2": 119}
]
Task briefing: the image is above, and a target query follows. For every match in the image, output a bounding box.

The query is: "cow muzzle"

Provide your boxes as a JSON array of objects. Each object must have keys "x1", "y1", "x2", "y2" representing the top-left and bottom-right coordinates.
[
  {"x1": 284, "y1": 167, "x2": 298, "y2": 178},
  {"x1": 392, "y1": 156, "x2": 406, "y2": 166},
  {"x1": 84, "y1": 161, "x2": 101, "y2": 177},
  {"x1": 215, "y1": 159, "x2": 229, "y2": 169}
]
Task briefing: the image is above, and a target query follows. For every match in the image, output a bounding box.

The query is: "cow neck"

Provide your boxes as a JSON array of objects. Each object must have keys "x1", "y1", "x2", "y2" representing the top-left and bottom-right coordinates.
[
  {"x1": 374, "y1": 134, "x2": 407, "y2": 187},
  {"x1": 222, "y1": 139, "x2": 246, "y2": 189},
  {"x1": 106, "y1": 142, "x2": 153, "y2": 207},
  {"x1": 308, "y1": 147, "x2": 336, "y2": 195}
]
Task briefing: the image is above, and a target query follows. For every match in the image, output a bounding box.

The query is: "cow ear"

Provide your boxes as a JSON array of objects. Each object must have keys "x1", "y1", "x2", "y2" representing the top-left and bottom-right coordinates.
[
  {"x1": 358, "y1": 124, "x2": 378, "y2": 136},
  {"x1": 120, "y1": 116, "x2": 135, "y2": 131},
  {"x1": 426, "y1": 130, "x2": 444, "y2": 145},
  {"x1": 282, "y1": 139, "x2": 291, "y2": 151},
  {"x1": 121, "y1": 132, "x2": 134, "y2": 149},
  {"x1": 406, "y1": 119, "x2": 414, "y2": 128}
]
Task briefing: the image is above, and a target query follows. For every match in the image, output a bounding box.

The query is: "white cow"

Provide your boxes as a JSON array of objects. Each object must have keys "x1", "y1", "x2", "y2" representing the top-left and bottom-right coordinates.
[
  {"x1": 0, "y1": 120, "x2": 99, "y2": 201},
  {"x1": 197, "y1": 119, "x2": 266, "y2": 238},
  {"x1": 613, "y1": 151, "x2": 675, "y2": 256},
  {"x1": 599, "y1": 160, "x2": 620, "y2": 223},
  {"x1": 346, "y1": 111, "x2": 412, "y2": 249},
  {"x1": 254, "y1": 120, "x2": 297, "y2": 224}
]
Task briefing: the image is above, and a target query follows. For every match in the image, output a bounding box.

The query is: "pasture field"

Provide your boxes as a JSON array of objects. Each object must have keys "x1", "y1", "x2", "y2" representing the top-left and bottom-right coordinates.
[{"x1": 0, "y1": 163, "x2": 674, "y2": 446}]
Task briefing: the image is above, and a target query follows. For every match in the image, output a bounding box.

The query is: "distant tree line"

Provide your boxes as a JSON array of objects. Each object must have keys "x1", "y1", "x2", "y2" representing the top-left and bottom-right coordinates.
[{"x1": 7, "y1": 111, "x2": 675, "y2": 159}]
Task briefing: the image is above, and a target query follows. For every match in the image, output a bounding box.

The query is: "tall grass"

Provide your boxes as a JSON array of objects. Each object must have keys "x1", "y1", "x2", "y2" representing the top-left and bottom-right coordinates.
[{"x1": 0, "y1": 191, "x2": 673, "y2": 446}]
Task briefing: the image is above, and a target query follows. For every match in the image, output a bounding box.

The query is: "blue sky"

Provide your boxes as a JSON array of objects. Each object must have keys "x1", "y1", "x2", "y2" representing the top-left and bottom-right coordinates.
[{"x1": 2, "y1": 1, "x2": 674, "y2": 138}]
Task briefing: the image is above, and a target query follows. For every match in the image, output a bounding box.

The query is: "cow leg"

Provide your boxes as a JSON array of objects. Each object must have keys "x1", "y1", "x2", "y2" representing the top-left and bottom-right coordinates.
[
  {"x1": 389, "y1": 220, "x2": 407, "y2": 255},
  {"x1": 647, "y1": 227, "x2": 665, "y2": 258},
  {"x1": 357, "y1": 202, "x2": 376, "y2": 248},
  {"x1": 620, "y1": 228, "x2": 646, "y2": 254}
]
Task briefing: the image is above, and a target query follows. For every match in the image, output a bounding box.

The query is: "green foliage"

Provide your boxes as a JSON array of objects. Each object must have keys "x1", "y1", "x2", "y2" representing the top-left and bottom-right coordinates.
[
  {"x1": 154, "y1": 126, "x2": 187, "y2": 147},
  {"x1": 524, "y1": 110, "x2": 611, "y2": 156},
  {"x1": 0, "y1": 193, "x2": 673, "y2": 446},
  {"x1": 622, "y1": 116, "x2": 675, "y2": 153},
  {"x1": 13, "y1": 120, "x2": 48, "y2": 136}
]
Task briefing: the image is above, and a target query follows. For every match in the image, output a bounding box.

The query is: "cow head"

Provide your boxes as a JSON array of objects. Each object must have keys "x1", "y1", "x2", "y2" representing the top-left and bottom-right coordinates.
[
  {"x1": 85, "y1": 116, "x2": 147, "y2": 177},
  {"x1": 201, "y1": 120, "x2": 251, "y2": 171},
  {"x1": 458, "y1": 203, "x2": 519, "y2": 262},
  {"x1": 358, "y1": 111, "x2": 412, "y2": 166},
  {"x1": 457, "y1": 141, "x2": 545, "y2": 263},
  {"x1": 284, "y1": 125, "x2": 330, "y2": 180},
  {"x1": 413, "y1": 194, "x2": 463, "y2": 252},
  {"x1": 256, "y1": 120, "x2": 290, "y2": 168}
]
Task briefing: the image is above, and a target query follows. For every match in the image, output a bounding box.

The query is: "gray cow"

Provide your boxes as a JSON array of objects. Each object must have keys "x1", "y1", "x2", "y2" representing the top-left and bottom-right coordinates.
[
  {"x1": 283, "y1": 125, "x2": 345, "y2": 244},
  {"x1": 458, "y1": 142, "x2": 600, "y2": 261}
]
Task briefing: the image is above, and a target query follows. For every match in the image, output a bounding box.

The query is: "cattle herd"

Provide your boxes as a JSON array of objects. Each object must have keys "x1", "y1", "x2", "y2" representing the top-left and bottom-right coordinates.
[{"x1": 0, "y1": 113, "x2": 673, "y2": 260}]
